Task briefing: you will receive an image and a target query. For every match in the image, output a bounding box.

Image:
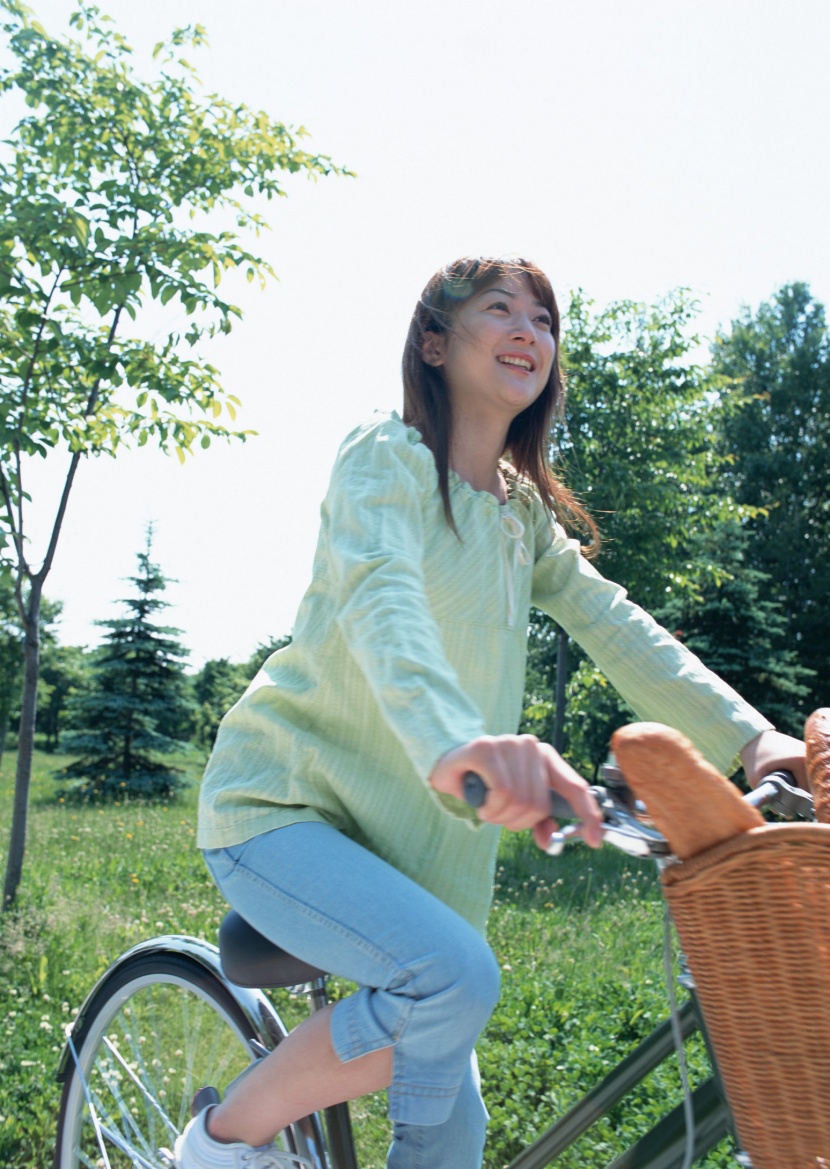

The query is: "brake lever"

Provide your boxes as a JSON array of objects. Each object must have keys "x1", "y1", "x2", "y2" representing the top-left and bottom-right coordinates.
[{"x1": 463, "y1": 772, "x2": 669, "y2": 858}]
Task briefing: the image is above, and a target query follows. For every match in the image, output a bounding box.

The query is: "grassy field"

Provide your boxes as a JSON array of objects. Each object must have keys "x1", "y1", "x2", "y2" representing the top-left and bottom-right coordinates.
[{"x1": 0, "y1": 750, "x2": 738, "y2": 1168}]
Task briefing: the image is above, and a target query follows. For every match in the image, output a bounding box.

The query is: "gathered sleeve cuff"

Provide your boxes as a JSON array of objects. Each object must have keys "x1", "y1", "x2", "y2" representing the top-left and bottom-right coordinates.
[
  {"x1": 325, "y1": 419, "x2": 487, "y2": 807},
  {"x1": 530, "y1": 517, "x2": 773, "y2": 776}
]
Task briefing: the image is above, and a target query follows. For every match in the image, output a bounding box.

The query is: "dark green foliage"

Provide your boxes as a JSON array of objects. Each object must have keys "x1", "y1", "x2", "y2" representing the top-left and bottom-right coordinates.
[
  {"x1": 191, "y1": 656, "x2": 249, "y2": 757},
  {"x1": 526, "y1": 292, "x2": 743, "y2": 768},
  {"x1": 190, "y1": 636, "x2": 291, "y2": 757},
  {"x1": 712, "y1": 283, "x2": 830, "y2": 711},
  {"x1": 525, "y1": 287, "x2": 826, "y2": 766},
  {"x1": 36, "y1": 642, "x2": 90, "y2": 752},
  {"x1": 0, "y1": 574, "x2": 63, "y2": 759},
  {"x1": 244, "y1": 634, "x2": 292, "y2": 679},
  {"x1": 653, "y1": 523, "x2": 814, "y2": 737},
  {"x1": 557, "y1": 290, "x2": 726, "y2": 610},
  {"x1": 58, "y1": 534, "x2": 195, "y2": 799}
]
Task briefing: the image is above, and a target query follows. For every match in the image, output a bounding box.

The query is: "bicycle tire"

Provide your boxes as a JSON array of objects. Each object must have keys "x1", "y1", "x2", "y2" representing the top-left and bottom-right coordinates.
[{"x1": 54, "y1": 949, "x2": 326, "y2": 1169}]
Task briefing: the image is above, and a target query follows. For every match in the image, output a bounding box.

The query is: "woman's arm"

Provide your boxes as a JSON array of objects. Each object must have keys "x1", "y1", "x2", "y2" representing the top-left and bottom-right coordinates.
[
  {"x1": 325, "y1": 419, "x2": 487, "y2": 799},
  {"x1": 531, "y1": 519, "x2": 774, "y2": 776}
]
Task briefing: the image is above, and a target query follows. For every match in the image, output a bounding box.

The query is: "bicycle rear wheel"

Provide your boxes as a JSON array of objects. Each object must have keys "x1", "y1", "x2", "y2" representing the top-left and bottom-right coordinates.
[{"x1": 55, "y1": 950, "x2": 324, "y2": 1169}]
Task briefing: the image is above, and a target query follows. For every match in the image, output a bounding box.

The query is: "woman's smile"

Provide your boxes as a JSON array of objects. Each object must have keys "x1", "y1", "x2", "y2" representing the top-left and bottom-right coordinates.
[{"x1": 425, "y1": 272, "x2": 556, "y2": 423}]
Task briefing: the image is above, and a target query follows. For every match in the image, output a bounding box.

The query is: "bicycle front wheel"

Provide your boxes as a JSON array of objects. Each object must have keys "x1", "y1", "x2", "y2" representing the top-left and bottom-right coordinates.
[{"x1": 55, "y1": 950, "x2": 322, "y2": 1169}]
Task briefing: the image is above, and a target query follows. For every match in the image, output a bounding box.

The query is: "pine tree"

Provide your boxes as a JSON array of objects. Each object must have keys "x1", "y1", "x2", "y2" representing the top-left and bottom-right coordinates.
[{"x1": 59, "y1": 530, "x2": 194, "y2": 800}]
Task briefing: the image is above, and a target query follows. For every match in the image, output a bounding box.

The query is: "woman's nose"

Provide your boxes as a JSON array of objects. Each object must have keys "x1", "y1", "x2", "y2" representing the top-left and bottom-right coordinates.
[{"x1": 510, "y1": 314, "x2": 535, "y2": 341}]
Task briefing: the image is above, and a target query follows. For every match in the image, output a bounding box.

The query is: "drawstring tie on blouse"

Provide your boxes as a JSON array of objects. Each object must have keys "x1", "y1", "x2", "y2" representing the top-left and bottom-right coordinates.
[{"x1": 498, "y1": 511, "x2": 530, "y2": 624}]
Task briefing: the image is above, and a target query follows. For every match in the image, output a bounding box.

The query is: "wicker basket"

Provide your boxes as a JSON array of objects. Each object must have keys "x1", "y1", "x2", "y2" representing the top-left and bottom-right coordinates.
[{"x1": 662, "y1": 823, "x2": 830, "y2": 1168}]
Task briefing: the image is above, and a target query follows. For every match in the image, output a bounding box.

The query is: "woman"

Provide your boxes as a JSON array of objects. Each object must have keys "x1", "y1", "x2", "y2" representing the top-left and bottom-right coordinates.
[{"x1": 176, "y1": 256, "x2": 805, "y2": 1169}]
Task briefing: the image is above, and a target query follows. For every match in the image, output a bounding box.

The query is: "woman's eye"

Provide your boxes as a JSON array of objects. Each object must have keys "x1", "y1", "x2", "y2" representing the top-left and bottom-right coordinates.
[
  {"x1": 486, "y1": 301, "x2": 510, "y2": 312},
  {"x1": 536, "y1": 315, "x2": 552, "y2": 329}
]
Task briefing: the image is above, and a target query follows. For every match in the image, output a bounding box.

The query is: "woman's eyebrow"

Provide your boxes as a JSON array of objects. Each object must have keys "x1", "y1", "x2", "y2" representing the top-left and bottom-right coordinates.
[
  {"x1": 476, "y1": 286, "x2": 515, "y2": 299},
  {"x1": 477, "y1": 287, "x2": 548, "y2": 310}
]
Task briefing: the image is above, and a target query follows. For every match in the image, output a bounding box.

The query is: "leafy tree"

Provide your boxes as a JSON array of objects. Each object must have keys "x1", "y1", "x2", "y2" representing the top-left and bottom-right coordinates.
[
  {"x1": 525, "y1": 291, "x2": 740, "y2": 758},
  {"x1": 652, "y1": 523, "x2": 814, "y2": 738},
  {"x1": 190, "y1": 636, "x2": 292, "y2": 758},
  {"x1": 36, "y1": 641, "x2": 90, "y2": 751},
  {"x1": 191, "y1": 656, "x2": 248, "y2": 757},
  {"x1": 59, "y1": 531, "x2": 194, "y2": 799},
  {"x1": 556, "y1": 289, "x2": 728, "y2": 607},
  {"x1": 0, "y1": 1, "x2": 349, "y2": 905},
  {"x1": 712, "y1": 283, "x2": 830, "y2": 711},
  {"x1": 244, "y1": 634, "x2": 292, "y2": 679}
]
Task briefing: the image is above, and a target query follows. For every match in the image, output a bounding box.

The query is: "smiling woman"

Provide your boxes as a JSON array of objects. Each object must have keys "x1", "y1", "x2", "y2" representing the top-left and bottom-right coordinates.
[
  {"x1": 178, "y1": 254, "x2": 806, "y2": 1169},
  {"x1": 402, "y1": 255, "x2": 597, "y2": 545}
]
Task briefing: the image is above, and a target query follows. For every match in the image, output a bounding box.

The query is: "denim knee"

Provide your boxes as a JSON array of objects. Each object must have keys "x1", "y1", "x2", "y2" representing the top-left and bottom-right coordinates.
[
  {"x1": 397, "y1": 922, "x2": 501, "y2": 1050},
  {"x1": 440, "y1": 932, "x2": 501, "y2": 1038}
]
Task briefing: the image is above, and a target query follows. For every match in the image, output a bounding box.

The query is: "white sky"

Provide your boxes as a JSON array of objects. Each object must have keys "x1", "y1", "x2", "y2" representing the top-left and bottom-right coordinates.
[{"x1": 6, "y1": 0, "x2": 830, "y2": 667}]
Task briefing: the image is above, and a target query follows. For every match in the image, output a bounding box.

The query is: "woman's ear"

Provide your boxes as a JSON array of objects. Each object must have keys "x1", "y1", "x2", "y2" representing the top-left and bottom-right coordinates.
[{"x1": 421, "y1": 330, "x2": 446, "y2": 367}]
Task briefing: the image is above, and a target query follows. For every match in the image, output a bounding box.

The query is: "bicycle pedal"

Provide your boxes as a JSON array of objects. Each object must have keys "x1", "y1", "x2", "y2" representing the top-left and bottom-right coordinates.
[{"x1": 191, "y1": 1085, "x2": 222, "y2": 1116}]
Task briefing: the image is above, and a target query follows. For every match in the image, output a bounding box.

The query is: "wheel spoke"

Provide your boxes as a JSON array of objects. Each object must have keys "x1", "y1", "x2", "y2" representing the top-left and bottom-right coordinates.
[
  {"x1": 100, "y1": 1034, "x2": 177, "y2": 1138},
  {"x1": 58, "y1": 968, "x2": 255, "y2": 1169}
]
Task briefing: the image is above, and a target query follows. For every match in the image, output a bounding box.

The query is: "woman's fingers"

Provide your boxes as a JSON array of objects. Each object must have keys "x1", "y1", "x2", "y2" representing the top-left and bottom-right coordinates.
[
  {"x1": 539, "y1": 743, "x2": 604, "y2": 849},
  {"x1": 430, "y1": 736, "x2": 603, "y2": 846}
]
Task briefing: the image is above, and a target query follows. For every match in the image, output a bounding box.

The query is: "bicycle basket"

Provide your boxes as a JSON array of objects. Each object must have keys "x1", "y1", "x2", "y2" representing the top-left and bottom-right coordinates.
[{"x1": 662, "y1": 822, "x2": 830, "y2": 1169}]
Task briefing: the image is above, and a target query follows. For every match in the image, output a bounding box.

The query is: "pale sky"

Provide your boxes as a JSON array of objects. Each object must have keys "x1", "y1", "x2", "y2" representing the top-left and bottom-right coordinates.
[{"x1": 6, "y1": 0, "x2": 830, "y2": 667}]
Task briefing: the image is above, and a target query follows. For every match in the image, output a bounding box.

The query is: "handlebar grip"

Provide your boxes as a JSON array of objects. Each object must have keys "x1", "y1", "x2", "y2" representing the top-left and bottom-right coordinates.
[
  {"x1": 462, "y1": 771, "x2": 576, "y2": 820},
  {"x1": 748, "y1": 769, "x2": 814, "y2": 819}
]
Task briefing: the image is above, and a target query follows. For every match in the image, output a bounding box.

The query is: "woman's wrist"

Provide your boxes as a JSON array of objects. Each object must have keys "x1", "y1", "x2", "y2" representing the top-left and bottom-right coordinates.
[{"x1": 739, "y1": 729, "x2": 808, "y2": 790}]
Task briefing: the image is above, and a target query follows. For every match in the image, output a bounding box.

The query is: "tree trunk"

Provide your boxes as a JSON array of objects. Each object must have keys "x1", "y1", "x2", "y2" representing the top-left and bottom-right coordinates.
[
  {"x1": 552, "y1": 623, "x2": 569, "y2": 755},
  {"x1": 3, "y1": 585, "x2": 41, "y2": 910},
  {"x1": 0, "y1": 705, "x2": 8, "y2": 771}
]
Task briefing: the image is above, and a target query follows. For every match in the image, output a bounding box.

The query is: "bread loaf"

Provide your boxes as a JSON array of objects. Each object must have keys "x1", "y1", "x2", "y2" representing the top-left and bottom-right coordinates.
[
  {"x1": 805, "y1": 708, "x2": 830, "y2": 825},
  {"x1": 611, "y1": 722, "x2": 764, "y2": 860}
]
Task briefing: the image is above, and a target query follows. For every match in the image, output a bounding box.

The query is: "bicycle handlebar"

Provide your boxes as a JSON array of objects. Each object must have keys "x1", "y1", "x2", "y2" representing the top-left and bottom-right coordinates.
[{"x1": 462, "y1": 766, "x2": 812, "y2": 859}]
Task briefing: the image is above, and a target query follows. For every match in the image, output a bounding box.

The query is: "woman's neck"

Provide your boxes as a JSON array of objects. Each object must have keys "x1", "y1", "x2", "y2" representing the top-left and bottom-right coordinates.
[{"x1": 449, "y1": 416, "x2": 509, "y2": 502}]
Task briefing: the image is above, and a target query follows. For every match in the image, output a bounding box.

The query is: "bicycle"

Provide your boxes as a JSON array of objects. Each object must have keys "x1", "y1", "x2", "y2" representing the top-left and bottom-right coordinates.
[{"x1": 53, "y1": 748, "x2": 821, "y2": 1169}]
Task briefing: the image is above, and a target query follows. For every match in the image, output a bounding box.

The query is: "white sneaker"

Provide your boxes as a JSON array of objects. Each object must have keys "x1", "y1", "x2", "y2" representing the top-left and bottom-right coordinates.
[{"x1": 173, "y1": 1107, "x2": 312, "y2": 1169}]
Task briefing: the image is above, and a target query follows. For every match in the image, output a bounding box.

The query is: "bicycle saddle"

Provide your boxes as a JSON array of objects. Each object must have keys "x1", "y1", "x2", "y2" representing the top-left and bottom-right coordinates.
[{"x1": 219, "y1": 910, "x2": 327, "y2": 988}]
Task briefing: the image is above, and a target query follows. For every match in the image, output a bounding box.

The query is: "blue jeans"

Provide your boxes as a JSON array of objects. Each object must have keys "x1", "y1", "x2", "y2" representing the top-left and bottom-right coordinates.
[{"x1": 204, "y1": 822, "x2": 500, "y2": 1169}]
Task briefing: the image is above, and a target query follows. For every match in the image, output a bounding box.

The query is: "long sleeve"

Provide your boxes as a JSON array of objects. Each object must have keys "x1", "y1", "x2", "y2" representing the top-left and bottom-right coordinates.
[
  {"x1": 531, "y1": 519, "x2": 773, "y2": 774},
  {"x1": 325, "y1": 421, "x2": 487, "y2": 784}
]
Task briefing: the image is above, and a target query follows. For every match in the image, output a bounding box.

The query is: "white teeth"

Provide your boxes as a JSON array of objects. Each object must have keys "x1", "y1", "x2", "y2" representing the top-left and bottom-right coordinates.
[{"x1": 498, "y1": 356, "x2": 532, "y2": 371}]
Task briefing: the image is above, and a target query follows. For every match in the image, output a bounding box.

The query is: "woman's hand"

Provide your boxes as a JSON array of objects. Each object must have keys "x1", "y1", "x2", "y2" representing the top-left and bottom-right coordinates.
[
  {"x1": 429, "y1": 734, "x2": 604, "y2": 849},
  {"x1": 740, "y1": 729, "x2": 808, "y2": 790}
]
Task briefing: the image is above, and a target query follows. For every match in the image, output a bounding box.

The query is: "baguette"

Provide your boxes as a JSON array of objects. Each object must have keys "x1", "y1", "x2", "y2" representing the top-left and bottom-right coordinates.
[
  {"x1": 611, "y1": 722, "x2": 764, "y2": 860},
  {"x1": 805, "y1": 708, "x2": 830, "y2": 825}
]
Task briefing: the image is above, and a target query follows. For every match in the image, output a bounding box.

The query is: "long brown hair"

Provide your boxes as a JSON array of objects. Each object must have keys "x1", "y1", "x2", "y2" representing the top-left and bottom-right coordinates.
[{"x1": 401, "y1": 255, "x2": 599, "y2": 555}]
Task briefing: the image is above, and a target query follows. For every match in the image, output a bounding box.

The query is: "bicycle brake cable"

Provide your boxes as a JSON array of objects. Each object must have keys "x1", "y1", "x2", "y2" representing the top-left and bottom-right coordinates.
[{"x1": 663, "y1": 904, "x2": 695, "y2": 1169}]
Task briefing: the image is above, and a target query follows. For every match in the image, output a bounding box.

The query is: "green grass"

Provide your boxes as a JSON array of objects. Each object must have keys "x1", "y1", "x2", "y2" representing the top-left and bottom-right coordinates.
[{"x1": 0, "y1": 752, "x2": 738, "y2": 1168}]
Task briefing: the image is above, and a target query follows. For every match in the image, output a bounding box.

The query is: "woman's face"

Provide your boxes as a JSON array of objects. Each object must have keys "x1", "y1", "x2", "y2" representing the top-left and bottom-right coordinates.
[{"x1": 423, "y1": 272, "x2": 556, "y2": 426}]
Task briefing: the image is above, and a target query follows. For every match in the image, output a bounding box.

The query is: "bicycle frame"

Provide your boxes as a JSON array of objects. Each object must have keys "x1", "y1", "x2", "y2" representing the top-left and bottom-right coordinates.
[{"x1": 507, "y1": 989, "x2": 736, "y2": 1169}]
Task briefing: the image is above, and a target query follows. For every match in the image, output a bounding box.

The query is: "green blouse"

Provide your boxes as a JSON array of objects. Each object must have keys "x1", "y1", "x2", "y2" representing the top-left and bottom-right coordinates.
[{"x1": 198, "y1": 413, "x2": 771, "y2": 933}]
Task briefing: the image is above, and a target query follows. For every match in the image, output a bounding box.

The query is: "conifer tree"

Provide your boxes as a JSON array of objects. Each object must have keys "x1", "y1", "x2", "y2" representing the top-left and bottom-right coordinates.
[{"x1": 59, "y1": 530, "x2": 194, "y2": 799}]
